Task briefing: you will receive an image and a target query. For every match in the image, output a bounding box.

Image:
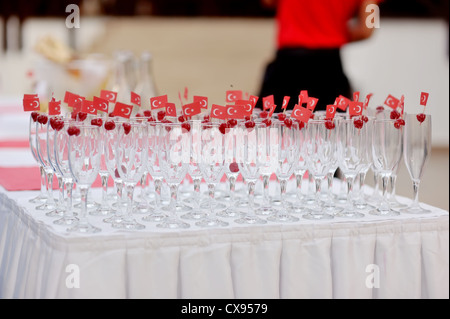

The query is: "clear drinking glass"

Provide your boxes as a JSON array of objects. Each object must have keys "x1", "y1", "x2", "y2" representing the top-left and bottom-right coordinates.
[
  {"x1": 369, "y1": 119, "x2": 404, "y2": 216},
  {"x1": 266, "y1": 120, "x2": 300, "y2": 223},
  {"x1": 157, "y1": 122, "x2": 191, "y2": 229},
  {"x1": 35, "y1": 114, "x2": 58, "y2": 211},
  {"x1": 336, "y1": 118, "x2": 370, "y2": 218},
  {"x1": 53, "y1": 119, "x2": 78, "y2": 226},
  {"x1": 195, "y1": 122, "x2": 229, "y2": 227},
  {"x1": 113, "y1": 121, "x2": 148, "y2": 230},
  {"x1": 67, "y1": 123, "x2": 102, "y2": 233},
  {"x1": 303, "y1": 119, "x2": 337, "y2": 220},
  {"x1": 28, "y1": 112, "x2": 48, "y2": 203},
  {"x1": 399, "y1": 114, "x2": 432, "y2": 214},
  {"x1": 235, "y1": 122, "x2": 267, "y2": 225}
]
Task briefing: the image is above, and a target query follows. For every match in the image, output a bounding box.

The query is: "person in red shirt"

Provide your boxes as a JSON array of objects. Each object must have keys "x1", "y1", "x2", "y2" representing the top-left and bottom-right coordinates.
[{"x1": 257, "y1": 0, "x2": 378, "y2": 112}]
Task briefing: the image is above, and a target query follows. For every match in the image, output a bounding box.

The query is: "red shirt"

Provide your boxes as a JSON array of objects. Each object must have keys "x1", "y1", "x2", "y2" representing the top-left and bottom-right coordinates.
[{"x1": 276, "y1": 0, "x2": 364, "y2": 49}]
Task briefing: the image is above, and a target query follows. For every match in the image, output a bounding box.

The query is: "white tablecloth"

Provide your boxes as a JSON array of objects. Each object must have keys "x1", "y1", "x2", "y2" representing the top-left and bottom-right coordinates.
[{"x1": 0, "y1": 183, "x2": 448, "y2": 299}]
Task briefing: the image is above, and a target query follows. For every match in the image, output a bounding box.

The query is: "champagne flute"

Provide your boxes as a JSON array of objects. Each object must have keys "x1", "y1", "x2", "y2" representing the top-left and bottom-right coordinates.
[
  {"x1": 336, "y1": 118, "x2": 369, "y2": 218},
  {"x1": 196, "y1": 122, "x2": 229, "y2": 227},
  {"x1": 114, "y1": 120, "x2": 147, "y2": 229},
  {"x1": 370, "y1": 118, "x2": 404, "y2": 216},
  {"x1": 67, "y1": 123, "x2": 102, "y2": 233},
  {"x1": 303, "y1": 119, "x2": 337, "y2": 220},
  {"x1": 234, "y1": 122, "x2": 267, "y2": 225},
  {"x1": 28, "y1": 112, "x2": 48, "y2": 203},
  {"x1": 53, "y1": 119, "x2": 78, "y2": 226},
  {"x1": 400, "y1": 114, "x2": 432, "y2": 214},
  {"x1": 266, "y1": 120, "x2": 300, "y2": 223},
  {"x1": 156, "y1": 122, "x2": 191, "y2": 229}
]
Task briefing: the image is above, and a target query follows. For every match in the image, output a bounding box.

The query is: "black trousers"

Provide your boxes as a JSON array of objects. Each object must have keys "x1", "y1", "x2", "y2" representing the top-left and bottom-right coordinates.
[{"x1": 256, "y1": 47, "x2": 352, "y2": 113}]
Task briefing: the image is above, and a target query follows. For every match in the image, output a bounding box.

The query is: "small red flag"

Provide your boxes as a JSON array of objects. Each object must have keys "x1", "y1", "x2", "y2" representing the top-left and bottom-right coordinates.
[
  {"x1": 336, "y1": 96, "x2": 351, "y2": 111},
  {"x1": 165, "y1": 102, "x2": 177, "y2": 117},
  {"x1": 226, "y1": 90, "x2": 243, "y2": 103},
  {"x1": 100, "y1": 90, "x2": 118, "y2": 103},
  {"x1": 326, "y1": 104, "x2": 337, "y2": 119},
  {"x1": 113, "y1": 102, "x2": 133, "y2": 119},
  {"x1": 262, "y1": 95, "x2": 274, "y2": 111},
  {"x1": 81, "y1": 100, "x2": 97, "y2": 115},
  {"x1": 292, "y1": 105, "x2": 312, "y2": 123},
  {"x1": 182, "y1": 102, "x2": 201, "y2": 118},
  {"x1": 93, "y1": 96, "x2": 109, "y2": 112},
  {"x1": 150, "y1": 95, "x2": 168, "y2": 110},
  {"x1": 420, "y1": 92, "x2": 429, "y2": 106},
  {"x1": 210, "y1": 104, "x2": 228, "y2": 120},
  {"x1": 306, "y1": 97, "x2": 318, "y2": 112},
  {"x1": 48, "y1": 98, "x2": 61, "y2": 115},
  {"x1": 23, "y1": 95, "x2": 40, "y2": 112},
  {"x1": 131, "y1": 92, "x2": 141, "y2": 107},
  {"x1": 349, "y1": 101, "x2": 363, "y2": 117},
  {"x1": 193, "y1": 96, "x2": 208, "y2": 109},
  {"x1": 282, "y1": 96, "x2": 290, "y2": 110},
  {"x1": 384, "y1": 94, "x2": 400, "y2": 109}
]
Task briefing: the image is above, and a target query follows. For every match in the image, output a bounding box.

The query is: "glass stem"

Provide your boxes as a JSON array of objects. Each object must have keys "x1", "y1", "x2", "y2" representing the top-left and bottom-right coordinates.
[
  {"x1": 39, "y1": 165, "x2": 46, "y2": 196},
  {"x1": 262, "y1": 174, "x2": 270, "y2": 207},
  {"x1": 389, "y1": 175, "x2": 398, "y2": 201},
  {"x1": 100, "y1": 173, "x2": 109, "y2": 206},
  {"x1": 345, "y1": 176, "x2": 355, "y2": 212},
  {"x1": 379, "y1": 175, "x2": 390, "y2": 213},
  {"x1": 228, "y1": 174, "x2": 236, "y2": 201},
  {"x1": 208, "y1": 183, "x2": 216, "y2": 217},
  {"x1": 279, "y1": 178, "x2": 287, "y2": 213},
  {"x1": 314, "y1": 177, "x2": 322, "y2": 211},
  {"x1": 78, "y1": 185, "x2": 89, "y2": 225},
  {"x1": 247, "y1": 180, "x2": 256, "y2": 214},
  {"x1": 372, "y1": 172, "x2": 379, "y2": 197},
  {"x1": 125, "y1": 183, "x2": 135, "y2": 221},
  {"x1": 327, "y1": 171, "x2": 334, "y2": 201},
  {"x1": 169, "y1": 183, "x2": 178, "y2": 213},
  {"x1": 115, "y1": 180, "x2": 123, "y2": 216},
  {"x1": 140, "y1": 172, "x2": 147, "y2": 201},
  {"x1": 154, "y1": 177, "x2": 163, "y2": 208},
  {"x1": 359, "y1": 171, "x2": 366, "y2": 199},
  {"x1": 46, "y1": 171, "x2": 55, "y2": 204},
  {"x1": 411, "y1": 180, "x2": 421, "y2": 208},
  {"x1": 295, "y1": 171, "x2": 304, "y2": 201},
  {"x1": 65, "y1": 180, "x2": 74, "y2": 218},
  {"x1": 57, "y1": 175, "x2": 64, "y2": 207},
  {"x1": 193, "y1": 177, "x2": 201, "y2": 208}
]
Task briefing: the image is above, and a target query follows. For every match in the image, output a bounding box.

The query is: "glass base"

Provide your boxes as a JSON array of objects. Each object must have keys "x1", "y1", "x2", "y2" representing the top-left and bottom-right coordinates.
[
  {"x1": 388, "y1": 199, "x2": 409, "y2": 210},
  {"x1": 267, "y1": 212, "x2": 299, "y2": 223},
  {"x1": 132, "y1": 202, "x2": 152, "y2": 214},
  {"x1": 29, "y1": 193, "x2": 47, "y2": 204},
  {"x1": 217, "y1": 207, "x2": 241, "y2": 218},
  {"x1": 89, "y1": 206, "x2": 114, "y2": 217},
  {"x1": 53, "y1": 215, "x2": 79, "y2": 225},
  {"x1": 195, "y1": 217, "x2": 229, "y2": 228},
  {"x1": 161, "y1": 204, "x2": 192, "y2": 214},
  {"x1": 157, "y1": 218, "x2": 190, "y2": 229},
  {"x1": 369, "y1": 209, "x2": 400, "y2": 217},
  {"x1": 199, "y1": 200, "x2": 227, "y2": 211},
  {"x1": 255, "y1": 205, "x2": 277, "y2": 216},
  {"x1": 67, "y1": 222, "x2": 101, "y2": 233},
  {"x1": 302, "y1": 212, "x2": 334, "y2": 220},
  {"x1": 322, "y1": 205, "x2": 344, "y2": 216},
  {"x1": 399, "y1": 205, "x2": 432, "y2": 214},
  {"x1": 181, "y1": 210, "x2": 208, "y2": 220},
  {"x1": 74, "y1": 201, "x2": 100, "y2": 210},
  {"x1": 45, "y1": 208, "x2": 65, "y2": 217},
  {"x1": 234, "y1": 215, "x2": 267, "y2": 225},
  {"x1": 142, "y1": 212, "x2": 168, "y2": 222},
  {"x1": 36, "y1": 201, "x2": 58, "y2": 211},
  {"x1": 112, "y1": 219, "x2": 145, "y2": 230},
  {"x1": 103, "y1": 214, "x2": 124, "y2": 224},
  {"x1": 335, "y1": 210, "x2": 365, "y2": 218}
]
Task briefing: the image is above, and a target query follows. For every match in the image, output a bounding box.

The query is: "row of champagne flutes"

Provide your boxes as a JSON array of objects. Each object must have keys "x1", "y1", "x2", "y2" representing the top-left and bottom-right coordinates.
[{"x1": 28, "y1": 107, "x2": 431, "y2": 233}]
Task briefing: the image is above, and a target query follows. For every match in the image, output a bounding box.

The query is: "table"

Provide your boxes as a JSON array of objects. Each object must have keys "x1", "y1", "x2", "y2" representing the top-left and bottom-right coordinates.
[{"x1": 0, "y1": 182, "x2": 448, "y2": 299}]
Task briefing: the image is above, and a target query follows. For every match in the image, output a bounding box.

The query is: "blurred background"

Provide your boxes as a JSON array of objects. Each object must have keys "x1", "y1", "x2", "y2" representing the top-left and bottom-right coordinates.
[{"x1": 0, "y1": 0, "x2": 448, "y2": 210}]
